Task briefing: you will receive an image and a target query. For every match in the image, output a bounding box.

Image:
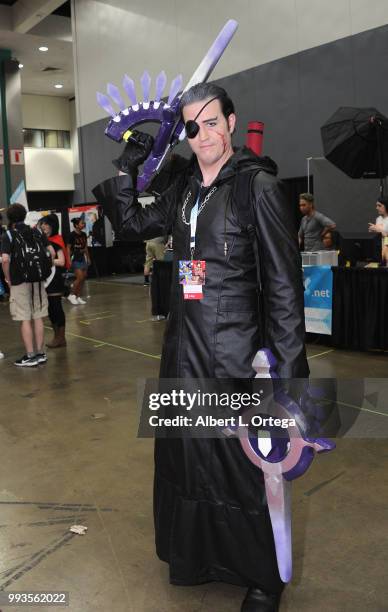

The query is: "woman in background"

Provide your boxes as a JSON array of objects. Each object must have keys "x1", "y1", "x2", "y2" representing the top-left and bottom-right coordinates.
[
  {"x1": 40, "y1": 214, "x2": 70, "y2": 348},
  {"x1": 368, "y1": 196, "x2": 388, "y2": 265},
  {"x1": 0, "y1": 215, "x2": 4, "y2": 355},
  {"x1": 67, "y1": 217, "x2": 90, "y2": 305},
  {"x1": 0, "y1": 211, "x2": 9, "y2": 306}
]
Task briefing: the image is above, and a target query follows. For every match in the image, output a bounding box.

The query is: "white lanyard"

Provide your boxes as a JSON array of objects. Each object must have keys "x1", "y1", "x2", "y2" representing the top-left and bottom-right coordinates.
[{"x1": 190, "y1": 195, "x2": 200, "y2": 258}]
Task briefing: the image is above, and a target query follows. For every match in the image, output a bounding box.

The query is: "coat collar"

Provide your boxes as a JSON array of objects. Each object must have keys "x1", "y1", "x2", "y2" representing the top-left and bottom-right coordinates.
[{"x1": 187, "y1": 147, "x2": 278, "y2": 189}]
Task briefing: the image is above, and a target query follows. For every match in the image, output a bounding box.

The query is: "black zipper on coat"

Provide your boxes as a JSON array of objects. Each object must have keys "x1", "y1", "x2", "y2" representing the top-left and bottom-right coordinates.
[{"x1": 175, "y1": 184, "x2": 196, "y2": 377}]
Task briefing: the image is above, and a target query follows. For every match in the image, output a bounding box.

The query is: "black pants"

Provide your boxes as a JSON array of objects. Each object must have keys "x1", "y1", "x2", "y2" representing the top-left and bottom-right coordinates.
[
  {"x1": 0, "y1": 268, "x2": 9, "y2": 296},
  {"x1": 48, "y1": 295, "x2": 65, "y2": 327}
]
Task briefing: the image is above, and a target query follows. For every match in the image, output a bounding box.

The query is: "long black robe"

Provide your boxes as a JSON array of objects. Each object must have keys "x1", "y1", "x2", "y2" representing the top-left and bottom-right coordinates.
[{"x1": 93, "y1": 148, "x2": 309, "y2": 594}]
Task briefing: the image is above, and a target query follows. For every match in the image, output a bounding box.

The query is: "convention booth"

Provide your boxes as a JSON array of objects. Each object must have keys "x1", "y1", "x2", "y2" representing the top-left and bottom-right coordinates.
[{"x1": 150, "y1": 257, "x2": 388, "y2": 351}]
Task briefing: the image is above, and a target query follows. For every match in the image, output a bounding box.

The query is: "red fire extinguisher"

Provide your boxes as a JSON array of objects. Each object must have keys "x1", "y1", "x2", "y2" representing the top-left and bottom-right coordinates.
[{"x1": 246, "y1": 121, "x2": 264, "y2": 156}]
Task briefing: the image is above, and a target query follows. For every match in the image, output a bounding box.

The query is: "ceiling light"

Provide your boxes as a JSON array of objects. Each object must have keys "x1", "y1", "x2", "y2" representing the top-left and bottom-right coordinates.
[
  {"x1": 54, "y1": 84, "x2": 63, "y2": 89},
  {"x1": 18, "y1": 63, "x2": 23, "y2": 69},
  {"x1": 39, "y1": 46, "x2": 48, "y2": 52}
]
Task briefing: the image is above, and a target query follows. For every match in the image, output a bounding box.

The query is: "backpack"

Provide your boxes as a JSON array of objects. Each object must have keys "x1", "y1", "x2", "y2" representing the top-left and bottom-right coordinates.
[
  {"x1": 232, "y1": 168, "x2": 268, "y2": 341},
  {"x1": 232, "y1": 168, "x2": 264, "y2": 291},
  {"x1": 7, "y1": 227, "x2": 52, "y2": 283}
]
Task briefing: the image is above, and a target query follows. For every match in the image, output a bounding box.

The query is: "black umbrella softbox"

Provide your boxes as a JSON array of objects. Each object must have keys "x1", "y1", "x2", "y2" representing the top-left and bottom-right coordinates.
[{"x1": 321, "y1": 107, "x2": 388, "y2": 179}]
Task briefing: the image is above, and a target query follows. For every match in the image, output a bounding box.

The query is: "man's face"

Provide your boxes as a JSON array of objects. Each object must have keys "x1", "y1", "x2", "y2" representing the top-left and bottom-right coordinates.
[
  {"x1": 376, "y1": 202, "x2": 386, "y2": 216},
  {"x1": 299, "y1": 199, "x2": 313, "y2": 216},
  {"x1": 182, "y1": 98, "x2": 236, "y2": 168}
]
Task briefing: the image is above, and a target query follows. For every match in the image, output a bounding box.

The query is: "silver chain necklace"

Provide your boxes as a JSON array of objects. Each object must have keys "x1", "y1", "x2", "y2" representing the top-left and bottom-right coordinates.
[{"x1": 181, "y1": 186, "x2": 218, "y2": 225}]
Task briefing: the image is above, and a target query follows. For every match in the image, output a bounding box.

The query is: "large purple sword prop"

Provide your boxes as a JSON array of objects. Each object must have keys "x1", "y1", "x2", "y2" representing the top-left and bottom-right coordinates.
[
  {"x1": 237, "y1": 349, "x2": 335, "y2": 582},
  {"x1": 96, "y1": 19, "x2": 238, "y2": 192}
]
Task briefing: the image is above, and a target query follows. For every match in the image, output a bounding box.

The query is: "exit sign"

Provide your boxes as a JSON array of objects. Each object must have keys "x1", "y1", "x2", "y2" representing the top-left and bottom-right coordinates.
[{"x1": 10, "y1": 149, "x2": 24, "y2": 165}]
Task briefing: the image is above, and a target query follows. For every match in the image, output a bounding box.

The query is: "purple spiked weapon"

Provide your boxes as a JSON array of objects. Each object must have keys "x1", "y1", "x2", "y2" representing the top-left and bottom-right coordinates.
[{"x1": 97, "y1": 19, "x2": 238, "y2": 192}]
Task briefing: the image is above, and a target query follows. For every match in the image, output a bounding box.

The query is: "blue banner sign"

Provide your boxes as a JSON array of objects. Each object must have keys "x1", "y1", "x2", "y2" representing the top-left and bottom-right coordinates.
[{"x1": 303, "y1": 265, "x2": 333, "y2": 335}]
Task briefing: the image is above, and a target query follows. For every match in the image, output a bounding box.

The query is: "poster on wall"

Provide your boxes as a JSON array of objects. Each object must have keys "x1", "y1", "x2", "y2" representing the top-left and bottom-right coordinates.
[
  {"x1": 25, "y1": 210, "x2": 62, "y2": 233},
  {"x1": 68, "y1": 205, "x2": 105, "y2": 247},
  {"x1": 10, "y1": 180, "x2": 28, "y2": 211},
  {"x1": 303, "y1": 265, "x2": 333, "y2": 335}
]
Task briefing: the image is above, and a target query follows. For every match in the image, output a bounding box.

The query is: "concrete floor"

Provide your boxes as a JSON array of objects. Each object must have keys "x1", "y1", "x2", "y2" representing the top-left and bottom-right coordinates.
[{"x1": 0, "y1": 278, "x2": 387, "y2": 612}]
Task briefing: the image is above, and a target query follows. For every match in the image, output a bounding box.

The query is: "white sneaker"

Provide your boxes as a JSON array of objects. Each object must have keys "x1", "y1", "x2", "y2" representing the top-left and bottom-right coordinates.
[
  {"x1": 77, "y1": 297, "x2": 87, "y2": 304},
  {"x1": 0, "y1": 351, "x2": 4, "y2": 359},
  {"x1": 67, "y1": 294, "x2": 79, "y2": 305}
]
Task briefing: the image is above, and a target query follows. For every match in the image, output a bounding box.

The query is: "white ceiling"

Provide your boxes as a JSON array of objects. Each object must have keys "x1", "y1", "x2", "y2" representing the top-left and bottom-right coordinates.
[{"x1": 0, "y1": 4, "x2": 74, "y2": 98}]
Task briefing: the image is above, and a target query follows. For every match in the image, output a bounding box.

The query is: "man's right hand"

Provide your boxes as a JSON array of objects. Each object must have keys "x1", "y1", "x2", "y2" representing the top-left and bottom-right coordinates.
[{"x1": 112, "y1": 130, "x2": 154, "y2": 177}]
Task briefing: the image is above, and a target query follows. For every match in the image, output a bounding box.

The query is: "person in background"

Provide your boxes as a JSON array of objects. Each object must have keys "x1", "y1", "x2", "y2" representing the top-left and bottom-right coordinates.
[
  {"x1": 67, "y1": 217, "x2": 90, "y2": 304},
  {"x1": 164, "y1": 235, "x2": 173, "y2": 262},
  {"x1": 368, "y1": 196, "x2": 388, "y2": 265},
  {"x1": 322, "y1": 230, "x2": 340, "y2": 251},
  {"x1": 321, "y1": 231, "x2": 334, "y2": 250},
  {"x1": 0, "y1": 211, "x2": 9, "y2": 304},
  {"x1": 0, "y1": 211, "x2": 6, "y2": 358},
  {"x1": 40, "y1": 215, "x2": 70, "y2": 348},
  {"x1": 1, "y1": 203, "x2": 54, "y2": 367},
  {"x1": 298, "y1": 193, "x2": 336, "y2": 251},
  {"x1": 89, "y1": 210, "x2": 105, "y2": 247},
  {"x1": 143, "y1": 236, "x2": 166, "y2": 286}
]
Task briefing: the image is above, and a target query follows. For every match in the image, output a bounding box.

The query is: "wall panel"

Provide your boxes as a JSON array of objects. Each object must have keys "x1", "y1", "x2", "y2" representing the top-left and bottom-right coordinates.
[
  {"x1": 25, "y1": 148, "x2": 75, "y2": 191},
  {"x1": 79, "y1": 24, "x2": 388, "y2": 198},
  {"x1": 22, "y1": 94, "x2": 71, "y2": 130},
  {"x1": 73, "y1": 0, "x2": 388, "y2": 128}
]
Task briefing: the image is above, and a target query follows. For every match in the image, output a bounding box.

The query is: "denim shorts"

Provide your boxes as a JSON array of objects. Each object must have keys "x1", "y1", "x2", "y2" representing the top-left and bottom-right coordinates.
[{"x1": 72, "y1": 260, "x2": 88, "y2": 271}]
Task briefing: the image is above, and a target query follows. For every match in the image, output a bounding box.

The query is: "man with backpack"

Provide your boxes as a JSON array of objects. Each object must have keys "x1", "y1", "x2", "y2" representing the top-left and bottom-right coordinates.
[
  {"x1": 1, "y1": 203, "x2": 54, "y2": 367},
  {"x1": 94, "y1": 83, "x2": 308, "y2": 611}
]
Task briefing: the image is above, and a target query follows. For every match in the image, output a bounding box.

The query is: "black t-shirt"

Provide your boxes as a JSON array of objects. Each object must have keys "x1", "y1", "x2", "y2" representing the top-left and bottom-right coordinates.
[
  {"x1": 0, "y1": 223, "x2": 49, "y2": 286},
  {"x1": 68, "y1": 231, "x2": 87, "y2": 262},
  {"x1": 46, "y1": 242, "x2": 65, "y2": 294}
]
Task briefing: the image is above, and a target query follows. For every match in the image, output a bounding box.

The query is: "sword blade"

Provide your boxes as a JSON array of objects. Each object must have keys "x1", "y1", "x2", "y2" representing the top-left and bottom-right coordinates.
[
  {"x1": 177, "y1": 19, "x2": 238, "y2": 141},
  {"x1": 264, "y1": 473, "x2": 292, "y2": 583},
  {"x1": 137, "y1": 19, "x2": 238, "y2": 190},
  {"x1": 183, "y1": 19, "x2": 238, "y2": 93}
]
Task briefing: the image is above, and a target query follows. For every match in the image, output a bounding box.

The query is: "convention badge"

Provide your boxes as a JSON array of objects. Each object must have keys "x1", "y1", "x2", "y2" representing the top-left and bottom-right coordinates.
[
  {"x1": 179, "y1": 260, "x2": 206, "y2": 299},
  {"x1": 183, "y1": 284, "x2": 203, "y2": 300},
  {"x1": 179, "y1": 260, "x2": 193, "y2": 285},
  {"x1": 191, "y1": 260, "x2": 206, "y2": 285}
]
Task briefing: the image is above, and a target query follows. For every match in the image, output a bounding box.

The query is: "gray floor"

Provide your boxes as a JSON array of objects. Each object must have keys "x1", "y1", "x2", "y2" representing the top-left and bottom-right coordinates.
[
  {"x1": 100, "y1": 274, "x2": 146, "y2": 285},
  {"x1": 0, "y1": 279, "x2": 387, "y2": 612}
]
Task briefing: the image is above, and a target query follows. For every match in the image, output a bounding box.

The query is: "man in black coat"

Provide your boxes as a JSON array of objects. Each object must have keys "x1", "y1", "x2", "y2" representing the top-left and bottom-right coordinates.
[{"x1": 94, "y1": 83, "x2": 309, "y2": 612}]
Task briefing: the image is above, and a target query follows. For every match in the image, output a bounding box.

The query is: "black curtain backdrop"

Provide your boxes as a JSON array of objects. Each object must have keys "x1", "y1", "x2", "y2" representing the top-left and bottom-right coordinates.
[
  {"x1": 332, "y1": 267, "x2": 388, "y2": 350},
  {"x1": 27, "y1": 191, "x2": 74, "y2": 211},
  {"x1": 282, "y1": 175, "x2": 313, "y2": 234}
]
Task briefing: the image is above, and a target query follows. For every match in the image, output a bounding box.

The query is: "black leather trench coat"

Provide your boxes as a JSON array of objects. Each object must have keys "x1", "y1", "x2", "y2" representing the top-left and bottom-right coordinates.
[{"x1": 93, "y1": 148, "x2": 309, "y2": 593}]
